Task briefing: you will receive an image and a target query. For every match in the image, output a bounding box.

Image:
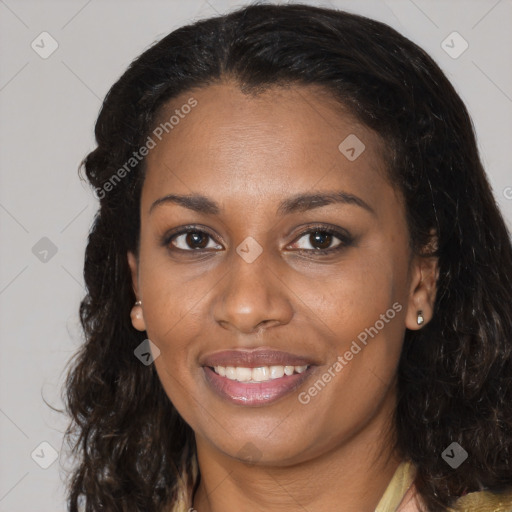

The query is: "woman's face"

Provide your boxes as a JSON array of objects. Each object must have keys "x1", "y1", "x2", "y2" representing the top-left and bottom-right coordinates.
[{"x1": 128, "y1": 81, "x2": 436, "y2": 465}]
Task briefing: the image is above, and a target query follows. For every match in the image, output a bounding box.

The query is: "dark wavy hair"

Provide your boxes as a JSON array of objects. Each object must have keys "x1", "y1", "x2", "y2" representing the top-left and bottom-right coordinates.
[{"x1": 61, "y1": 2, "x2": 512, "y2": 511}]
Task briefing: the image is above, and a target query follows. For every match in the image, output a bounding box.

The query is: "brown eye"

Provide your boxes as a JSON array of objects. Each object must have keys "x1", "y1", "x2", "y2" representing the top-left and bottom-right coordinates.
[
  {"x1": 168, "y1": 230, "x2": 222, "y2": 251},
  {"x1": 308, "y1": 231, "x2": 336, "y2": 250},
  {"x1": 185, "y1": 232, "x2": 209, "y2": 249},
  {"x1": 290, "y1": 228, "x2": 347, "y2": 253}
]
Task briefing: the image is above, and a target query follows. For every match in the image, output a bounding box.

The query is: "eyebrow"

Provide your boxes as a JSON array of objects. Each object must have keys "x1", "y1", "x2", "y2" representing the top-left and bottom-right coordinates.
[{"x1": 149, "y1": 190, "x2": 376, "y2": 217}]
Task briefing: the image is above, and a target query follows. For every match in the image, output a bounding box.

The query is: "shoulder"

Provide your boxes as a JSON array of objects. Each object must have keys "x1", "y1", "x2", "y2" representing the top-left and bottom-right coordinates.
[{"x1": 447, "y1": 488, "x2": 512, "y2": 512}]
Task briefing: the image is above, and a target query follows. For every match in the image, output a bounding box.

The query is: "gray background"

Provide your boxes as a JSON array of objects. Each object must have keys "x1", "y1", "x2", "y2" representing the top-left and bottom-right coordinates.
[{"x1": 1, "y1": 0, "x2": 511, "y2": 510}]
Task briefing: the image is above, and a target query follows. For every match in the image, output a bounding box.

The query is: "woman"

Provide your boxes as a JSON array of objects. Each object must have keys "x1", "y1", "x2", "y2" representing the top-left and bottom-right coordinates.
[{"x1": 62, "y1": 3, "x2": 512, "y2": 511}]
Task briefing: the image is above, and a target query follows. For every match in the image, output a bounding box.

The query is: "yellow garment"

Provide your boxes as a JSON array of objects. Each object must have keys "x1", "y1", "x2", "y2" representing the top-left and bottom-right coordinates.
[
  {"x1": 375, "y1": 460, "x2": 512, "y2": 512},
  {"x1": 447, "y1": 489, "x2": 512, "y2": 512},
  {"x1": 375, "y1": 461, "x2": 416, "y2": 511}
]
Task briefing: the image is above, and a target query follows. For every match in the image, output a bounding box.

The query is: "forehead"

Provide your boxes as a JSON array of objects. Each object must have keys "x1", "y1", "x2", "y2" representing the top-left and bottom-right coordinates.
[{"x1": 141, "y1": 81, "x2": 395, "y2": 215}]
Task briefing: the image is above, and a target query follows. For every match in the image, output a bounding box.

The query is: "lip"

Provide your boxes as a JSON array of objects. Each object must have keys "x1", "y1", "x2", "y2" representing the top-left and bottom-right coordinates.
[
  {"x1": 200, "y1": 348, "x2": 316, "y2": 368},
  {"x1": 203, "y1": 365, "x2": 315, "y2": 406}
]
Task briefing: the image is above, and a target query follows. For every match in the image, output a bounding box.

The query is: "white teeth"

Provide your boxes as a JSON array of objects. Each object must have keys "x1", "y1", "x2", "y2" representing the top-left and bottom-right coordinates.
[
  {"x1": 252, "y1": 366, "x2": 270, "y2": 382},
  {"x1": 235, "y1": 367, "x2": 252, "y2": 382},
  {"x1": 212, "y1": 364, "x2": 309, "y2": 382},
  {"x1": 284, "y1": 366, "x2": 294, "y2": 376},
  {"x1": 270, "y1": 365, "x2": 285, "y2": 379}
]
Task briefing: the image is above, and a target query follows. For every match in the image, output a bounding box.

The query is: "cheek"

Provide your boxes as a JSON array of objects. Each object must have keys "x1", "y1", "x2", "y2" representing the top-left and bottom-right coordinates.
[
  {"x1": 291, "y1": 247, "x2": 407, "y2": 401},
  {"x1": 296, "y1": 249, "x2": 402, "y2": 345},
  {"x1": 142, "y1": 282, "x2": 206, "y2": 427},
  {"x1": 290, "y1": 289, "x2": 404, "y2": 452},
  {"x1": 139, "y1": 250, "x2": 207, "y2": 339}
]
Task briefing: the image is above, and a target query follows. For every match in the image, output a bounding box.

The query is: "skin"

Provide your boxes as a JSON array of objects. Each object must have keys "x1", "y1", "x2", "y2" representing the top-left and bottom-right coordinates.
[{"x1": 127, "y1": 81, "x2": 438, "y2": 512}]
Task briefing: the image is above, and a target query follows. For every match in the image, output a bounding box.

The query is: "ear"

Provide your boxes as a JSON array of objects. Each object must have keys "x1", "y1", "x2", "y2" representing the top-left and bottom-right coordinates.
[
  {"x1": 127, "y1": 251, "x2": 146, "y2": 332},
  {"x1": 127, "y1": 251, "x2": 139, "y2": 297},
  {"x1": 405, "y1": 253, "x2": 439, "y2": 330}
]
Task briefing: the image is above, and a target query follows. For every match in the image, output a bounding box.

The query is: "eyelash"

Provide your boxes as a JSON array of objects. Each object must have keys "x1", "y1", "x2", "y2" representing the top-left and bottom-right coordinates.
[{"x1": 161, "y1": 224, "x2": 353, "y2": 256}]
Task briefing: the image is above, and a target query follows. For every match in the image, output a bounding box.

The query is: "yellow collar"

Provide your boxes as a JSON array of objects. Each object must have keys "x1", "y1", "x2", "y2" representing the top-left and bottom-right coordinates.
[
  {"x1": 374, "y1": 460, "x2": 512, "y2": 512},
  {"x1": 374, "y1": 461, "x2": 416, "y2": 512}
]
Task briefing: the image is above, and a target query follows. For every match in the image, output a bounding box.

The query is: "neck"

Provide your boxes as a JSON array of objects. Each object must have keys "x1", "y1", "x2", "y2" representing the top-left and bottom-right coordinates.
[{"x1": 192, "y1": 393, "x2": 401, "y2": 512}]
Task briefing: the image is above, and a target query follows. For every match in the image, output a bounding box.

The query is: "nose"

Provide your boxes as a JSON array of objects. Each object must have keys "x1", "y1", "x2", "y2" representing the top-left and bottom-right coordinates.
[{"x1": 212, "y1": 249, "x2": 294, "y2": 335}]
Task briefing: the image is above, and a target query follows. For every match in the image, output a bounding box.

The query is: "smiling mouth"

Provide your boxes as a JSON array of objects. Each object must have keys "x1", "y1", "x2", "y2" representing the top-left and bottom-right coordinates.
[
  {"x1": 202, "y1": 364, "x2": 315, "y2": 406},
  {"x1": 210, "y1": 364, "x2": 309, "y2": 382},
  {"x1": 200, "y1": 348, "x2": 317, "y2": 405}
]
